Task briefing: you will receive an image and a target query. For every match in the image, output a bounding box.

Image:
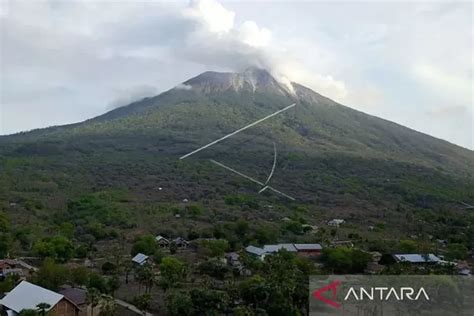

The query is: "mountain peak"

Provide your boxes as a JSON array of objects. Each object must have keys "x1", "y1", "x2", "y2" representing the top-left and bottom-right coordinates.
[{"x1": 179, "y1": 67, "x2": 294, "y2": 96}]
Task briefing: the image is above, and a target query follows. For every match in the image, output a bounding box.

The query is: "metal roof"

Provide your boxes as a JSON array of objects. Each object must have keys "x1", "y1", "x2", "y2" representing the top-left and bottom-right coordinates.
[
  {"x1": 58, "y1": 288, "x2": 86, "y2": 306},
  {"x1": 263, "y1": 244, "x2": 297, "y2": 253},
  {"x1": 393, "y1": 254, "x2": 440, "y2": 263},
  {"x1": 132, "y1": 253, "x2": 149, "y2": 265},
  {"x1": 155, "y1": 235, "x2": 169, "y2": 242},
  {"x1": 294, "y1": 243, "x2": 322, "y2": 250},
  {"x1": 0, "y1": 281, "x2": 63, "y2": 313},
  {"x1": 245, "y1": 245, "x2": 266, "y2": 256}
]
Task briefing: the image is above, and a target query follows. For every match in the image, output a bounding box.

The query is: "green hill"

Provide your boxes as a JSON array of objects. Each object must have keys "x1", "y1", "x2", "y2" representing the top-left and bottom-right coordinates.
[{"x1": 1, "y1": 68, "x2": 473, "y2": 253}]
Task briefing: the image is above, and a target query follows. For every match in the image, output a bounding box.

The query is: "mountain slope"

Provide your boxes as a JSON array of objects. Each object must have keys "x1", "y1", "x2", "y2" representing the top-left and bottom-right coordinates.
[{"x1": 0, "y1": 68, "x2": 472, "y2": 213}]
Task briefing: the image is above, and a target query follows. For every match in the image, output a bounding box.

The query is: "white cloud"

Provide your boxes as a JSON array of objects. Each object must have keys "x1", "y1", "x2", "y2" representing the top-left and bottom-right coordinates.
[
  {"x1": 184, "y1": 0, "x2": 235, "y2": 33},
  {"x1": 1, "y1": 0, "x2": 471, "y2": 148},
  {"x1": 175, "y1": 83, "x2": 193, "y2": 91},
  {"x1": 238, "y1": 21, "x2": 271, "y2": 48}
]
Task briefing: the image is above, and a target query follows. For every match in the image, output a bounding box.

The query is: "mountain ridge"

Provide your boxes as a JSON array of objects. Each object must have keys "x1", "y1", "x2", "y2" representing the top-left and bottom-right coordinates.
[{"x1": 0, "y1": 68, "x2": 472, "y2": 178}]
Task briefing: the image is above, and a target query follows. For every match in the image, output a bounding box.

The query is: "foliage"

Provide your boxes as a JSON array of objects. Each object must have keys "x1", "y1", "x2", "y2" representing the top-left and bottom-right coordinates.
[
  {"x1": 320, "y1": 247, "x2": 372, "y2": 274},
  {"x1": 199, "y1": 239, "x2": 229, "y2": 257},
  {"x1": 165, "y1": 289, "x2": 193, "y2": 316},
  {"x1": 131, "y1": 235, "x2": 157, "y2": 256},
  {"x1": 32, "y1": 258, "x2": 68, "y2": 291},
  {"x1": 445, "y1": 243, "x2": 468, "y2": 261},
  {"x1": 71, "y1": 266, "x2": 89, "y2": 286},
  {"x1": 159, "y1": 256, "x2": 186, "y2": 290},
  {"x1": 33, "y1": 236, "x2": 74, "y2": 262},
  {"x1": 198, "y1": 258, "x2": 230, "y2": 280}
]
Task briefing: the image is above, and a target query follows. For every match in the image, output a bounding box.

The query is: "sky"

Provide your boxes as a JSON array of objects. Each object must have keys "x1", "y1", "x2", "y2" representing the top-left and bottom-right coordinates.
[{"x1": 0, "y1": 0, "x2": 472, "y2": 149}]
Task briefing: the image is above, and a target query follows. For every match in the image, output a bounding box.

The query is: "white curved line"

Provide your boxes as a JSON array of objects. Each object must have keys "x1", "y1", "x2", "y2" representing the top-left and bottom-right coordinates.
[{"x1": 264, "y1": 142, "x2": 277, "y2": 185}]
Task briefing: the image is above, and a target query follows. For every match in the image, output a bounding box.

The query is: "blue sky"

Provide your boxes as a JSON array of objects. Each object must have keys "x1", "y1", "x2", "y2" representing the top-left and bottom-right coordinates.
[{"x1": 1, "y1": 0, "x2": 472, "y2": 149}]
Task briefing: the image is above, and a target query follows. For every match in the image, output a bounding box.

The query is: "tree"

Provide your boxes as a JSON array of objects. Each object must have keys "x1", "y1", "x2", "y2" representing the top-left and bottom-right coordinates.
[
  {"x1": 189, "y1": 288, "x2": 229, "y2": 315},
  {"x1": 135, "y1": 264, "x2": 154, "y2": 294},
  {"x1": 0, "y1": 274, "x2": 18, "y2": 293},
  {"x1": 123, "y1": 260, "x2": 133, "y2": 284},
  {"x1": 36, "y1": 303, "x2": 51, "y2": 316},
  {"x1": 320, "y1": 248, "x2": 371, "y2": 274},
  {"x1": 107, "y1": 275, "x2": 121, "y2": 296},
  {"x1": 86, "y1": 287, "x2": 101, "y2": 316},
  {"x1": 398, "y1": 240, "x2": 417, "y2": 253},
  {"x1": 102, "y1": 262, "x2": 117, "y2": 275},
  {"x1": 133, "y1": 294, "x2": 151, "y2": 316},
  {"x1": 99, "y1": 296, "x2": 117, "y2": 316},
  {"x1": 234, "y1": 219, "x2": 250, "y2": 239},
  {"x1": 159, "y1": 257, "x2": 186, "y2": 290},
  {"x1": 165, "y1": 290, "x2": 193, "y2": 316},
  {"x1": 198, "y1": 259, "x2": 230, "y2": 280},
  {"x1": 33, "y1": 236, "x2": 74, "y2": 262},
  {"x1": 0, "y1": 212, "x2": 11, "y2": 258},
  {"x1": 445, "y1": 243, "x2": 468, "y2": 261},
  {"x1": 131, "y1": 235, "x2": 157, "y2": 256},
  {"x1": 33, "y1": 258, "x2": 68, "y2": 291},
  {"x1": 71, "y1": 267, "x2": 89, "y2": 286},
  {"x1": 89, "y1": 273, "x2": 108, "y2": 293},
  {"x1": 199, "y1": 239, "x2": 229, "y2": 257}
]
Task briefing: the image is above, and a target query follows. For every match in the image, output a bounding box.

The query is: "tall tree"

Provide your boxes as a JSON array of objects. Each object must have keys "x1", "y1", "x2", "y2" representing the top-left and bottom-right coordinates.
[{"x1": 86, "y1": 287, "x2": 101, "y2": 316}]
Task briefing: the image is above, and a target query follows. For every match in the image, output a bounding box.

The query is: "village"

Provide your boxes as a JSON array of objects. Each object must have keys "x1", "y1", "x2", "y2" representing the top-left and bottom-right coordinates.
[{"x1": 1, "y1": 217, "x2": 473, "y2": 316}]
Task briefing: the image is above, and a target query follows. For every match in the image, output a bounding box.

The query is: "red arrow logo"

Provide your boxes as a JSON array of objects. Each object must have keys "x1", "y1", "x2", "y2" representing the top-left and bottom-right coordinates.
[{"x1": 312, "y1": 280, "x2": 342, "y2": 308}]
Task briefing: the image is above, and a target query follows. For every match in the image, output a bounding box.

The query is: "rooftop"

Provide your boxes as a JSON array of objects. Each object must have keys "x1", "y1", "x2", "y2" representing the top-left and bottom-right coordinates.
[
  {"x1": 393, "y1": 254, "x2": 441, "y2": 263},
  {"x1": 293, "y1": 243, "x2": 322, "y2": 250},
  {"x1": 58, "y1": 287, "x2": 86, "y2": 306},
  {"x1": 263, "y1": 244, "x2": 297, "y2": 253},
  {"x1": 132, "y1": 253, "x2": 149, "y2": 265},
  {"x1": 0, "y1": 281, "x2": 63, "y2": 313},
  {"x1": 245, "y1": 246, "x2": 266, "y2": 256}
]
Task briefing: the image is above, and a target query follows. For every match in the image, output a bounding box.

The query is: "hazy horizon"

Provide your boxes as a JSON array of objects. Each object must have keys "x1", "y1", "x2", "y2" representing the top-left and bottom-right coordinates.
[{"x1": 1, "y1": 0, "x2": 472, "y2": 149}]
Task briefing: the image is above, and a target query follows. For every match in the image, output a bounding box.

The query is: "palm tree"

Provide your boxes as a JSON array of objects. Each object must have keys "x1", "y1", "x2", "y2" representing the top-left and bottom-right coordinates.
[
  {"x1": 86, "y1": 287, "x2": 101, "y2": 316},
  {"x1": 123, "y1": 261, "x2": 133, "y2": 284},
  {"x1": 36, "y1": 303, "x2": 51, "y2": 316},
  {"x1": 99, "y1": 296, "x2": 117, "y2": 316},
  {"x1": 136, "y1": 264, "x2": 154, "y2": 293}
]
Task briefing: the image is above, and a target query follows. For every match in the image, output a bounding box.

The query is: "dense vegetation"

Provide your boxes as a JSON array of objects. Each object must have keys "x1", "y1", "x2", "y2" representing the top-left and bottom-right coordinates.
[{"x1": 0, "y1": 70, "x2": 473, "y2": 314}]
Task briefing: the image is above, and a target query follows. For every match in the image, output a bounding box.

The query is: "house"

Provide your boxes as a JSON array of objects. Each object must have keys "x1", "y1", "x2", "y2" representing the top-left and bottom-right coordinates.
[
  {"x1": 225, "y1": 252, "x2": 241, "y2": 267},
  {"x1": 330, "y1": 240, "x2": 354, "y2": 248},
  {"x1": 456, "y1": 262, "x2": 472, "y2": 276},
  {"x1": 245, "y1": 246, "x2": 266, "y2": 260},
  {"x1": 155, "y1": 235, "x2": 170, "y2": 248},
  {"x1": 263, "y1": 244, "x2": 297, "y2": 253},
  {"x1": 0, "y1": 259, "x2": 37, "y2": 280},
  {"x1": 58, "y1": 288, "x2": 90, "y2": 316},
  {"x1": 294, "y1": 244, "x2": 322, "y2": 256},
  {"x1": 245, "y1": 243, "x2": 323, "y2": 260},
  {"x1": 131, "y1": 253, "x2": 149, "y2": 266},
  {"x1": 327, "y1": 219, "x2": 345, "y2": 227},
  {"x1": 173, "y1": 237, "x2": 189, "y2": 249},
  {"x1": 381, "y1": 253, "x2": 441, "y2": 265},
  {"x1": 0, "y1": 281, "x2": 80, "y2": 316}
]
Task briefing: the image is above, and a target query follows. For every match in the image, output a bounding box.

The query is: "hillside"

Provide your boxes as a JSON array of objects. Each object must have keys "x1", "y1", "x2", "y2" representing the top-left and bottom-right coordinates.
[{"x1": 0, "y1": 68, "x2": 473, "y2": 252}]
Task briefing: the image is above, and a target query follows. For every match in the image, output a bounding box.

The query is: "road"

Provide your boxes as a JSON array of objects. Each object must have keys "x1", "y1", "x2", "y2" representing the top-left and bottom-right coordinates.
[{"x1": 115, "y1": 298, "x2": 153, "y2": 316}]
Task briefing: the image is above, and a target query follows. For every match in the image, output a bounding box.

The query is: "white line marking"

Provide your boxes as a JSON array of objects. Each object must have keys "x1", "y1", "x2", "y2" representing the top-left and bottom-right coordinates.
[
  {"x1": 180, "y1": 103, "x2": 296, "y2": 159},
  {"x1": 209, "y1": 159, "x2": 264, "y2": 186},
  {"x1": 258, "y1": 186, "x2": 269, "y2": 193},
  {"x1": 209, "y1": 159, "x2": 295, "y2": 201},
  {"x1": 264, "y1": 142, "x2": 277, "y2": 185}
]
